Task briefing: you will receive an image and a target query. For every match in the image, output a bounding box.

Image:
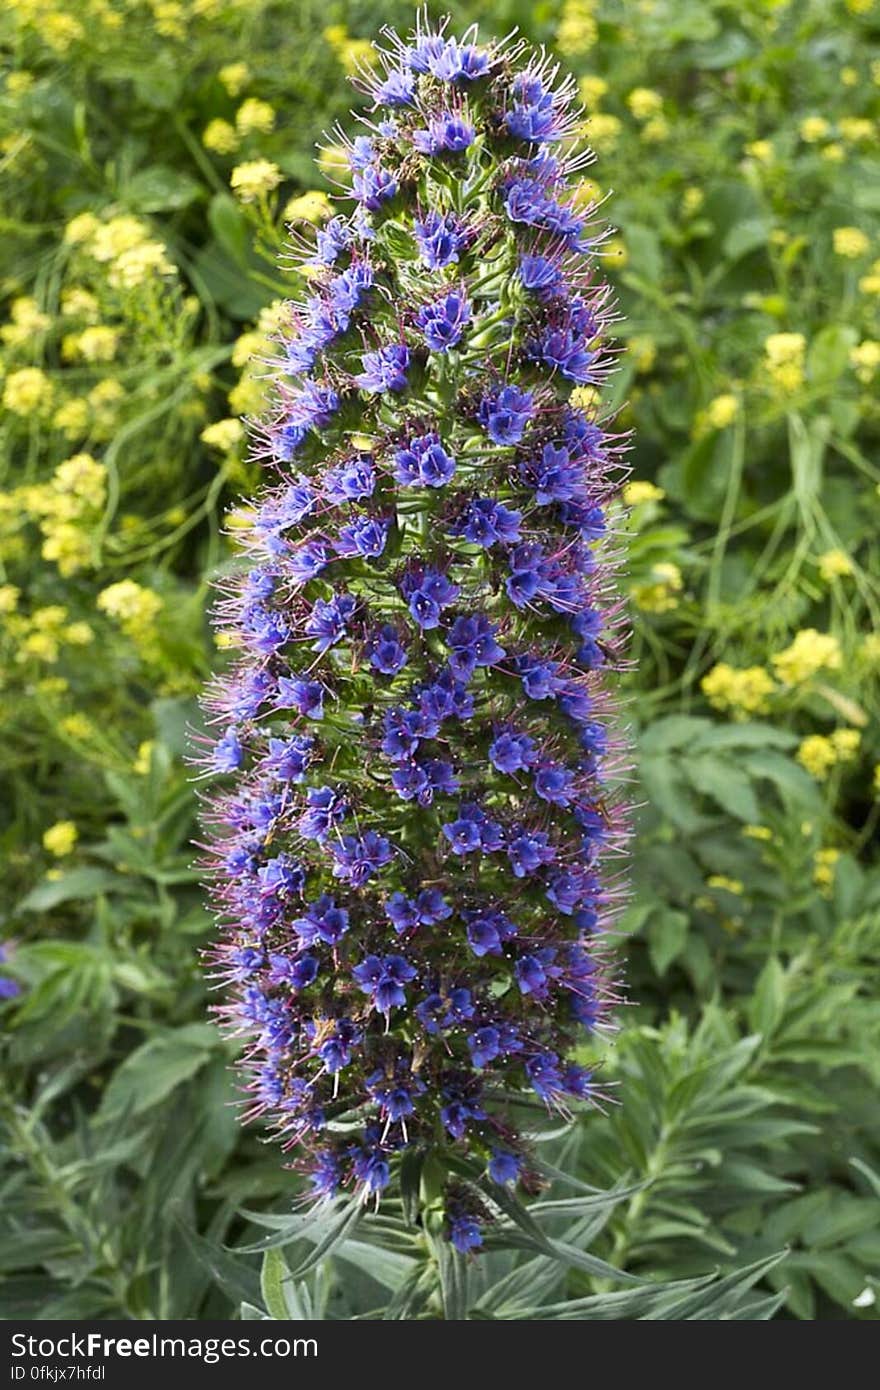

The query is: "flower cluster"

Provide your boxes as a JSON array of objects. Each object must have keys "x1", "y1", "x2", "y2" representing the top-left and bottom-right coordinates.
[{"x1": 199, "y1": 14, "x2": 630, "y2": 1253}]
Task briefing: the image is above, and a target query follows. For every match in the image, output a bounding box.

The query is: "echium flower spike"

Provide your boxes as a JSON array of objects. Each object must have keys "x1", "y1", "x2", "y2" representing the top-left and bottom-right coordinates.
[{"x1": 198, "y1": 11, "x2": 632, "y2": 1255}]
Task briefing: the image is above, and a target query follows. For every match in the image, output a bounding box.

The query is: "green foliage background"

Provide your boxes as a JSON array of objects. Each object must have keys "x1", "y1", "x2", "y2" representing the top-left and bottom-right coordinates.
[{"x1": 1, "y1": 0, "x2": 878, "y2": 1320}]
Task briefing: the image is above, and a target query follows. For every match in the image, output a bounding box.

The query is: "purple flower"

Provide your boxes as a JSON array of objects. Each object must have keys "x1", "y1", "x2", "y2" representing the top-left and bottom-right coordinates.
[
  {"x1": 508, "y1": 829, "x2": 556, "y2": 877},
  {"x1": 518, "y1": 253, "x2": 562, "y2": 297},
  {"x1": 331, "y1": 830, "x2": 393, "y2": 886},
  {"x1": 355, "y1": 343, "x2": 410, "y2": 393},
  {"x1": 375, "y1": 68, "x2": 416, "y2": 106},
  {"x1": 476, "y1": 384, "x2": 534, "y2": 444},
  {"x1": 334, "y1": 515, "x2": 390, "y2": 559},
  {"x1": 413, "y1": 115, "x2": 475, "y2": 155},
  {"x1": 488, "y1": 1149, "x2": 523, "y2": 1185},
  {"x1": 367, "y1": 624, "x2": 408, "y2": 675},
  {"x1": 533, "y1": 327, "x2": 597, "y2": 383},
  {"x1": 489, "y1": 729, "x2": 536, "y2": 774},
  {"x1": 212, "y1": 729, "x2": 243, "y2": 773},
  {"x1": 352, "y1": 163, "x2": 398, "y2": 210},
  {"x1": 401, "y1": 568, "x2": 460, "y2": 629},
  {"x1": 305, "y1": 593, "x2": 356, "y2": 652},
  {"x1": 274, "y1": 676, "x2": 324, "y2": 719},
  {"x1": 298, "y1": 785, "x2": 347, "y2": 842},
  {"x1": 352, "y1": 953, "x2": 417, "y2": 1015},
  {"x1": 416, "y1": 291, "x2": 471, "y2": 352},
  {"x1": 452, "y1": 496, "x2": 522, "y2": 548},
  {"x1": 449, "y1": 1212, "x2": 483, "y2": 1253},
  {"x1": 413, "y1": 211, "x2": 465, "y2": 269},
  {"x1": 394, "y1": 433, "x2": 456, "y2": 488},
  {"x1": 323, "y1": 455, "x2": 376, "y2": 504},
  {"x1": 445, "y1": 613, "x2": 506, "y2": 681}
]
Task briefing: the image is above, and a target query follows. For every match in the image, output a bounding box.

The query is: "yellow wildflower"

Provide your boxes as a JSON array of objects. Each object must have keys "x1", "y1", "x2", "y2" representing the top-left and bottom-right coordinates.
[
  {"x1": 52, "y1": 399, "x2": 90, "y2": 437},
  {"x1": 1, "y1": 296, "x2": 51, "y2": 346},
  {"x1": 839, "y1": 117, "x2": 875, "y2": 144},
  {"x1": 627, "y1": 87, "x2": 663, "y2": 121},
  {"x1": 813, "y1": 848, "x2": 839, "y2": 895},
  {"x1": 134, "y1": 740, "x2": 155, "y2": 775},
  {"x1": 317, "y1": 144, "x2": 350, "y2": 181},
  {"x1": 745, "y1": 139, "x2": 774, "y2": 164},
  {"x1": 235, "y1": 98, "x2": 276, "y2": 136},
  {"x1": 797, "y1": 735, "x2": 837, "y2": 779},
  {"x1": 850, "y1": 339, "x2": 880, "y2": 383},
  {"x1": 743, "y1": 824, "x2": 773, "y2": 841},
  {"x1": 0, "y1": 584, "x2": 20, "y2": 614},
  {"x1": 60, "y1": 713, "x2": 93, "y2": 740},
  {"x1": 641, "y1": 116, "x2": 670, "y2": 144},
  {"x1": 97, "y1": 580, "x2": 162, "y2": 636},
  {"x1": 623, "y1": 481, "x2": 664, "y2": 505},
  {"x1": 830, "y1": 728, "x2": 861, "y2": 761},
  {"x1": 604, "y1": 237, "x2": 628, "y2": 268},
  {"x1": 772, "y1": 629, "x2": 842, "y2": 684},
  {"x1": 283, "y1": 190, "x2": 333, "y2": 224},
  {"x1": 62, "y1": 325, "x2": 120, "y2": 363},
  {"x1": 556, "y1": 0, "x2": 598, "y2": 56},
  {"x1": 230, "y1": 159, "x2": 282, "y2": 202},
  {"x1": 631, "y1": 562, "x2": 683, "y2": 614},
  {"x1": 858, "y1": 258, "x2": 880, "y2": 295},
  {"x1": 629, "y1": 335, "x2": 656, "y2": 373},
  {"x1": 43, "y1": 821, "x2": 78, "y2": 857},
  {"x1": 108, "y1": 241, "x2": 174, "y2": 289},
  {"x1": 201, "y1": 418, "x2": 244, "y2": 451},
  {"x1": 578, "y1": 75, "x2": 607, "y2": 108},
  {"x1": 41, "y1": 525, "x2": 93, "y2": 577},
  {"x1": 64, "y1": 212, "x2": 100, "y2": 245},
  {"x1": 833, "y1": 226, "x2": 870, "y2": 259},
  {"x1": 821, "y1": 143, "x2": 845, "y2": 163},
  {"x1": 89, "y1": 216, "x2": 148, "y2": 262},
  {"x1": 569, "y1": 385, "x2": 600, "y2": 412},
  {"x1": 218, "y1": 62, "x2": 250, "y2": 97},
  {"x1": 707, "y1": 875, "x2": 744, "y2": 895},
  {"x1": 3, "y1": 367, "x2": 53, "y2": 416},
  {"x1": 63, "y1": 622, "x2": 94, "y2": 646},
  {"x1": 202, "y1": 118, "x2": 239, "y2": 155},
  {"x1": 763, "y1": 332, "x2": 806, "y2": 393},
  {"x1": 585, "y1": 113, "x2": 621, "y2": 152},
  {"x1": 818, "y1": 549, "x2": 854, "y2": 582},
  {"x1": 799, "y1": 116, "x2": 830, "y2": 142},
  {"x1": 701, "y1": 663, "x2": 776, "y2": 718},
  {"x1": 61, "y1": 287, "x2": 100, "y2": 320},
  {"x1": 682, "y1": 187, "x2": 704, "y2": 215}
]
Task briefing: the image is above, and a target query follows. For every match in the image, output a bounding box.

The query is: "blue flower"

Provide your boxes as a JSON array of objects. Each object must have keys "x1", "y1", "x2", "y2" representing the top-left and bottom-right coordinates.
[
  {"x1": 413, "y1": 210, "x2": 465, "y2": 269},
  {"x1": 355, "y1": 343, "x2": 410, "y2": 393},
  {"x1": 288, "y1": 538, "x2": 333, "y2": 585},
  {"x1": 352, "y1": 163, "x2": 398, "y2": 210},
  {"x1": 463, "y1": 909, "x2": 516, "y2": 958},
  {"x1": 518, "y1": 253, "x2": 562, "y2": 297},
  {"x1": 453, "y1": 496, "x2": 522, "y2": 547},
  {"x1": 294, "y1": 894, "x2": 350, "y2": 947},
  {"x1": 533, "y1": 327, "x2": 597, "y2": 383},
  {"x1": 413, "y1": 115, "x2": 475, "y2": 154},
  {"x1": 305, "y1": 593, "x2": 356, "y2": 652},
  {"x1": 352, "y1": 953, "x2": 417, "y2": 1014},
  {"x1": 261, "y1": 735, "x2": 313, "y2": 782},
  {"x1": 521, "y1": 442, "x2": 582, "y2": 504},
  {"x1": 507, "y1": 829, "x2": 556, "y2": 877},
  {"x1": 401, "y1": 568, "x2": 460, "y2": 629},
  {"x1": 488, "y1": 1149, "x2": 523, "y2": 1185},
  {"x1": 416, "y1": 291, "x2": 471, "y2": 351},
  {"x1": 274, "y1": 676, "x2": 324, "y2": 719},
  {"x1": 394, "y1": 433, "x2": 456, "y2": 487},
  {"x1": 212, "y1": 729, "x2": 243, "y2": 773},
  {"x1": 331, "y1": 830, "x2": 393, "y2": 886},
  {"x1": 410, "y1": 36, "x2": 488, "y2": 81},
  {"x1": 489, "y1": 729, "x2": 536, "y2": 774},
  {"x1": 298, "y1": 786, "x2": 347, "y2": 842},
  {"x1": 476, "y1": 383, "x2": 534, "y2": 444},
  {"x1": 449, "y1": 1212, "x2": 483, "y2": 1253},
  {"x1": 535, "y1": 763, "x2": 575, "y2": 806},
  {"x1": 446, "y1": 613, "x2": 506, "y2": 681},
  {"x1": 367, "y1": 624, "x2": 408, "y2": 675},
  {"x1": 323, "y1": 455, "x2": 376, "y2": 504},
  {"x1": 334, "y1": 514, "x2": 390, "y2": 559},
  {"x1": 375, "y1": 68, "x2": 416, "y2": 106}
]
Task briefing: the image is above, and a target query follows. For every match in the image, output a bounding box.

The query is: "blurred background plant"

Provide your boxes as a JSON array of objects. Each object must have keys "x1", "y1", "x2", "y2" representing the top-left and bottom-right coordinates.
[{"x1": 1, "y1": 0, "x2": 878, "y2": 1320}]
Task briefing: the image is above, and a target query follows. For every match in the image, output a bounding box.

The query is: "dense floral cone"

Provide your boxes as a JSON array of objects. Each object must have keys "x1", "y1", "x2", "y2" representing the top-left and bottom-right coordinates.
[{"x1": 198, "y1": 12, "x2": 632, "y2": 1253}]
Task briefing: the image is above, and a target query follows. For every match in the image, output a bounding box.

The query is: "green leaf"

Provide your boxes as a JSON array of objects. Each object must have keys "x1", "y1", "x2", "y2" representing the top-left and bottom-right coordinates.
[
  {"x1": 17, "y1": 868, "x2": 133, "y2": 913},
  {"x1": 124, "y1": 165, "x2": 202, "y2": 212},
  {"x1": 648, "y1": 908, "x2": 690, "y2": 976},
  {"x1": 97, "y1": 1024, "x2": 219, "y2": 1122}
]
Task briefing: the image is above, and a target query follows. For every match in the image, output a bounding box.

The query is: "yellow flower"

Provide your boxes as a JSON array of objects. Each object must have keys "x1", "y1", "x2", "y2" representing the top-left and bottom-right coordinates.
[
  {"x1": 859, "y1": 257, "x2": 880, "y2": 294},
  {"x1": 62, "y1": 325, "x2": 120, "y2": 363},
  {"x1": 745, "y1": 139, "x2": 774, "y2": 163},
  {"x1": 707, "y1": 875, "x2": 744, "y2": 895},
  {"x1": 1, "y1": 296, "x2": 51, "y2": 346},
  {"x1": 89, "y1": 215, "x2": 148, "y2": 262},
  {"x1": 60, "y1": 713, "x2": 93, "y2": 740},
  {"x1": 202, "y1": 118, "x2": 239, "y2": 155},
  {"x1": 63, "y1": 621, "x2": 94, "y2": 646},
  {"x1": 850, "y1": 339, "x2": 880, "y2": 383},
  {"x1": 833, "y1": 226, "x2": 870, "y2": 259},
  {"x1": 874, "y1": 763, "x2": 880, "y2": 799},
  {"x1": 0, "y1": 584, "x2": 20, "y2": 614},
  {"x1": 230, "y1": 159, "x2": 282, "y2": 202},
  {"x1": 627, "y1": 87, "x2": 663, "y2": 120},
  {"x1": 623, "y1": 480, "x2": 664, "y2": 505},
  {"x1": 772, "y1": 629, "x2": 842, "y2": 684},
  {"x1": 861, "y1": 633, "x2": 880, "y2": 666},
  {"x1": 813, "y1": 847, "x2": 839, "y2": 894},
  {"x1": 3, "y1": 367, "x2": 53, "y2": 416},
  {"x1": 134, "y1": 740, "x2": 155, "y2": 775},
  {"x1": 6, "y1": 71, "x2": 35, "y2": 98},
  {"x1": 569, "y1": 385, "x2": 600, "y2": 412},
  {"x1": 818, "y1": 548, "x2": 853, "y2": 582},
  {"x1": 641, "y1": 116, "x2": 670, "y2": 144},
  {"x1": 631, "y1": 562, "x2": 683, "y2": 614},
  {"x1": 64, "y1": 212, "x2": 100, "y2": 245},
  {"x1": 338, "y1": 38, "x2": 375, "y2": 75},
  {"x1": 235, "y1": 98, "x2": 276, "y2": 136},
  {"x1": 201, "y1": 418, "x2": 244, "y2": 451},
  {"x1": 43, "y1": 821, "x2": 78, "y2": 857},
  {"x1": 317, "y1": 144, "x2": 350, "y2": 181},
  {"x1": 797, "y1": 735, "x2": 837, "y2": 779},
  {"x1": 840, "y1": 66, "x2": 859, "y2": 86},
  {"x1": 821, "y1": 143, "x2": 845, "y2": 163},
  {"x1": 53, "y1": 453, "x2": 107, "y2": 511},
  {"x1": 556, "y1": 0, "x2": 598, "y2": 56},
  {"x1": 604, "y1": 237, "x2": 628, "y2": 268},
  {"x1": 830, "y1": 728, "x2": 860, "y2": 761},
  {"x1": 839, "y1": 117, "x2": 875, "y2": 144},
  {"x1": 682, "y1": 187, "x2": 704, "y2": 215},
  {"x1": 283, "y1": 190, "x2": 333, "y2": 224},
  {"x1": 41, "y1": 524, "x2": 93, "y2": 577},
  {"x1": 845, "y1": 0, "x2": 874, "y2": 12},
  {"x1": 97, "y1": 580, "x2": 162, "y2": 636},
  {"x1": 218, "y1": 62, "x2": 250, "y2": 97},
  {"x1": 585, "y1": 113, "x2": 621, "y2": 152},
  {"x1": 763, "y1": 332, "x2": 806, "y2": 393},
  {"x1": 578, "y1": 75, "x2": 607, "y2": 108},
  {"x1": 800, "y1": 115, "x2": 830, "y2": 142},
  {"x1": 701, "y1": 663, "x2": 776, "y2": 718},
  {"x1": 61, "y1": 287, "x2": 100, "y2": 320},
  {"x1": 228, "y1": 375, "x2": 266, "y2": 416},
  {"x1": 108, "y1": 241, "x2": 174, "y2": 289},
  {"x1": 629, "y1": 335, "x2": 656, "y2": 373},
  {"x1": 743, "y1": 824, "x2": 773, "y2": 841},
  {"x1": 696, "y1": 393, "x2": 739, "y2": 435},
  {"x1": 52, "y1": 398, "x2": 90, "y2": 437}
]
